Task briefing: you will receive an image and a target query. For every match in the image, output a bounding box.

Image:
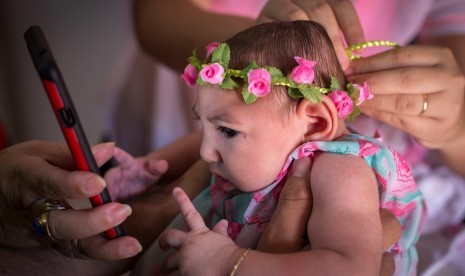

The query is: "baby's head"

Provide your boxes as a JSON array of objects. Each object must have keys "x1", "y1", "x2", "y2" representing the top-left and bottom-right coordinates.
[
  {"x1": 226, "y1": 20, "x2": 346, "y2": 108},
  {"x1": 184, "y1": 21, "x2": 368, "y2": 192}
]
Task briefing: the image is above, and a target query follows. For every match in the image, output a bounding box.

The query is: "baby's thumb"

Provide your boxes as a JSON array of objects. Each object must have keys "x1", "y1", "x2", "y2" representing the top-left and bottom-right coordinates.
[{"x1": 212, "y1": 219, "x2": 229, "y2": 236}]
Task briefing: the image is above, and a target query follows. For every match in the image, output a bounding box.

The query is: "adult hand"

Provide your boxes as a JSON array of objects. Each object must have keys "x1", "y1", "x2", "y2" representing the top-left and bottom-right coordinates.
[
  {"x1": 257, "y1": 157, "x2": 402, "y2": 275},
  {"x1": 0, "y1": 140, "x2": 141, "y2": 260},
  {"x1": 257, "y1": 0, "x2": 365, "y2": 70},
  {"x1": 347, "y1": 45, "x2": 465, "y2": 152}
]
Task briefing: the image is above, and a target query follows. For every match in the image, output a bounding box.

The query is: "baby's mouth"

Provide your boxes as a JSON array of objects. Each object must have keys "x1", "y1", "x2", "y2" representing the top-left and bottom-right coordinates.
[{"x1": 213, "y1": 174, "x2": 238, "y2": 193}]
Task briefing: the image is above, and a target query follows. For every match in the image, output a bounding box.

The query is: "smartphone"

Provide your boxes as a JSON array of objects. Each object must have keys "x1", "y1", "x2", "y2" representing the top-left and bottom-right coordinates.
[{"x1": 24, "y1": 25, "x2": 124, "y2": 239}]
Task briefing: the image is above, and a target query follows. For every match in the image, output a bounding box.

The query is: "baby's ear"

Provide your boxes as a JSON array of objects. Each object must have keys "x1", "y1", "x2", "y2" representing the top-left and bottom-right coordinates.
[{"x1": 296, "y1": 95, "x2": 339, "y2": 141}]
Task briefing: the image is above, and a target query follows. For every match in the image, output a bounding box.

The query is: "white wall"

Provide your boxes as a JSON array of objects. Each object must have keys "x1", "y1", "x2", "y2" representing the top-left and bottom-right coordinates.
[{"x1": 0, "y1": 0, "x2": 132, "y2": 144}]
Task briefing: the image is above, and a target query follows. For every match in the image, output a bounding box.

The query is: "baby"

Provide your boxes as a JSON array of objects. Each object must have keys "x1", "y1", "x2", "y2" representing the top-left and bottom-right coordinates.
[{"x1": 125, "y1": 21, "x2": 426, "y2": 275}]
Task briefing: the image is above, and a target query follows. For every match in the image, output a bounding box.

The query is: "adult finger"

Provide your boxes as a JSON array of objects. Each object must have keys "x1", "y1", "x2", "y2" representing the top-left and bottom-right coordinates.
[
  {"x1": 21, "y1": 160, "x2": 106, "y2": 201},
  {"x1": 360, "y1": 108, "x2": 442, "y2": 148},
  {"x1": 91, "y1": 142, "x2": 116, "y2": 167},
  {"x1": 76, "y1": 235, "x2": 142, "y2": 260},
  {"x1": 2, "y1": 141, "x2": 105, "y2": 204},
  {"x1": 348, "y1": 67, "x2": 450, "y2": 96},
  {"x1": 326, "y1": 0, "x2": 365, "y2": 46},
  {"x1": 379, "y1": 209, "x2": 401, "y2": 251},
  {"x1": 172, "y1": 187, "x2": 208, "y2": 232},
  {"x1": 346, "y1": 45, "x2": 450, "y2": 75},
  {"x1": 360, "y1": 92, "x2": 442, "y2": 117},
  {"x1": 48, "y1": 202, "x2": 132, "y2": 240},
  {"x1": 257, "y1": 0, "x2": 310, "y2": 23},
  {"x1": 380, "y1": 252, "x2": 396, "y2": 276},
  {"x1": 257, "y1": 157, "x2": 313, "y2": 253},
  {"x1": 293, "y1": 0, "x2": 350, "y2": 69}
]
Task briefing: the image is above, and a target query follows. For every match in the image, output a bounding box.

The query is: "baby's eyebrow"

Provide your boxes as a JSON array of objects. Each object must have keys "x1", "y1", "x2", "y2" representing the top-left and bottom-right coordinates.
[{"x1": 192, "y1": 103, "x2": 200, "y2": 120}]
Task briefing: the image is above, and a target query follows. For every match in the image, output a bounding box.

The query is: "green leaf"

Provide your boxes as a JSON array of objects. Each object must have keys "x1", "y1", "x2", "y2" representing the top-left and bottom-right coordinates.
[
  {"x1": 196, "y1": 75, "x2": 206, "y2": 85},
  {"x1": 330, "y1": 76, "x2": 341, "y2": 91},
  {"x1": 288, "y1": 87, "x2": 303, "y2": 99},
  {"x1": 347, "y1": 105, "x2": 361, "y2": 123},
  {"x1": 211, "y1": 43, "x2": 230, "y2": 68},
  {"x1": 273, "y1": 76, "x2": 293, "y2": 86},
  {"x1": 188, "y1": 49, "x2": 202, "y2": 71},
  {"x1": 241, "y1": 61, "x2": 259, "y2": 80},
  {"x1": 301, "y1": 86, "x2": 322, "y2": 103},
  {"x1": 346, "y1": 83, "x2": 360, "y2": 101},
  {"x1": 220, "y1": 76, "x2": 239, "y2": 89},
  {"x1": 242, "y1": 88, "x2": 257, "y2": 104},
  {"x1": 267, "y1": 67, "x2": 283, "y2": 79}
]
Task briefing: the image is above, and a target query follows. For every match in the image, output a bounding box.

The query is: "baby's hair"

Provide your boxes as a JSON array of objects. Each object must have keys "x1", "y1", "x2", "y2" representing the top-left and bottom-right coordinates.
[{"x1": 225, "y1": 21, "x2": 346, "y2": 109}]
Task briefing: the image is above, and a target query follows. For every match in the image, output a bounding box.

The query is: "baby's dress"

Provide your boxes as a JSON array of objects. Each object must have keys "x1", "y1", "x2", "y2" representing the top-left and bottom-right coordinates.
[
  {"x1": 132, "y1": 133, "x2": 426, "y2": 276},
  {"x1": 208, "y1": 133, "x2": 426, "y2": 276}
]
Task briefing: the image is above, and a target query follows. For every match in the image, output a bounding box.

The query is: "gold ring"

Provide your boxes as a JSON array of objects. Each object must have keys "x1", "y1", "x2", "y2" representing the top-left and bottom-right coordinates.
[
  {"x1": 30, "y1": 199, "x2": 66, "y2": 241},
  {"x1": 420, "y1": 94, "x2": 428, "y2": 115}
]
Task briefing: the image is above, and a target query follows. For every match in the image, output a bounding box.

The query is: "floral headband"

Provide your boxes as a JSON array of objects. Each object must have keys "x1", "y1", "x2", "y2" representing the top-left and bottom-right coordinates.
[{"x1": 182, "y1": 41, "x2": 397, "y2": 122}]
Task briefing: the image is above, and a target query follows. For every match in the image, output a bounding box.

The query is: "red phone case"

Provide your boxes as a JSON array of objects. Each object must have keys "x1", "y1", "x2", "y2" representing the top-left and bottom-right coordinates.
[{"x1": 24, "y1": 25, "x2": 124, "y2": 239}]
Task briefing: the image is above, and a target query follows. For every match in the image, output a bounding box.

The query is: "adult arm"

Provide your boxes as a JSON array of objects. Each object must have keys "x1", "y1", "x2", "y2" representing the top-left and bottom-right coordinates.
[{"x1": 133, "y1": 0, "x2": 255, "y2": 72}]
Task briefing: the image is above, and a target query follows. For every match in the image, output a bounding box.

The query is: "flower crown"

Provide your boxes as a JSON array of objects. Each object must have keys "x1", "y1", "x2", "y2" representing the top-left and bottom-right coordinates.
[{"x1": 182, "y1": 42, "x2": 377, "y2": 122}]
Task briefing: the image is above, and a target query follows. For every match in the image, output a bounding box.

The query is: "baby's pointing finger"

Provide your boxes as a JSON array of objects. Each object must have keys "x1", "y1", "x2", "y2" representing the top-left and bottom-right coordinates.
[{"x1": 172, "y1": 187, "x2": 208, "y2": 232}]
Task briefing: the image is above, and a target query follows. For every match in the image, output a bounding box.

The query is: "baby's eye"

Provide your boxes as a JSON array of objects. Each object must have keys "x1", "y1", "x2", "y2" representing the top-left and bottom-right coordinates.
[{"x1": 218, "y1": 126, "x2": 238, "y2": 138}]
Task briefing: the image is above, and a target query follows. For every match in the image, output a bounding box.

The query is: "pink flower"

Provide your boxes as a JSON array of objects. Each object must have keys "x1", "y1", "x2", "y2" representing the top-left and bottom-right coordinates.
[
  {"x1": 199, "y1": 63, "x2": 225, "y2": 84},
  {"x1": 354, "y1": 82, "x2": 373, "y2": 105},
  {"x1": 328, "y1": 90, "x2": 354, "y2": 119},
  {"x1": 205, "y1": 42, "x2": 220, "y2": 58},
  {"x1": 247, "y1": 68, "x2": 271, "y2": 97},
  {"x1": 181, "y1": 64, "x2": 198, "y2": 88},
  {"x1": 290, "y1": 57, "x2": 316, "y2": 84}
]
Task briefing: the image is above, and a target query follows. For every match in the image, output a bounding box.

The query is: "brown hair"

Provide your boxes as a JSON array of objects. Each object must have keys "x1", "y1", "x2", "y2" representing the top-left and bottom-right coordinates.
[{"x1": 224, "y1": 21, "x2": 346, "y2": 109}]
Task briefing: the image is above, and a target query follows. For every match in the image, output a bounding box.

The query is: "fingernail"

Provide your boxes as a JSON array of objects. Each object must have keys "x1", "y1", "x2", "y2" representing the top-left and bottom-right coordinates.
[
  {"x1": 121, "y1": 241, "x2": 143, "y2": 258},
  {"x1": 111, "y1": 204, "x2": 132, "y2": 224},
  {"x1": 291, "y1": 157, "x2": 311, "y2": 177},
  {"x1": 82, "y1": 175, "x2": 106, "y2": 195}
]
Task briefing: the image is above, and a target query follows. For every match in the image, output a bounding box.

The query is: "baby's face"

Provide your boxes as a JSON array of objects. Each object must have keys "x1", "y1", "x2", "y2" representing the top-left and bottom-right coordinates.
[{"x1": 195, "y1": 86, "x2": 306, "y2": 193}]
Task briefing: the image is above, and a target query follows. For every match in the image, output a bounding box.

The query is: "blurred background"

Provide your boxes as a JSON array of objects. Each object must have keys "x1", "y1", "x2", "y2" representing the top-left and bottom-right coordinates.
[{"x1": 0, "y1": 0, "x2": 132, "y2": 145}]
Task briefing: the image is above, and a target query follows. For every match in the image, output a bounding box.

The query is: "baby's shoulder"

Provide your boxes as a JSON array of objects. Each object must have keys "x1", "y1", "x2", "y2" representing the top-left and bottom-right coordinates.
[{"x1": 311, "y1": 151, "x2": 375, "y2": 186}]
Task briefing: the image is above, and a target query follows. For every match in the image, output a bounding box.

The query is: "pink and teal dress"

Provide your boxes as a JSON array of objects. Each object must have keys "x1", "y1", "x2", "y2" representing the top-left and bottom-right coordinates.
[
  {"x1": 133, "y1": 133, "x2": 426, "y2": 276},
  {"x1": 209, "y1": 133, "x2": 426, "y2": 276}
]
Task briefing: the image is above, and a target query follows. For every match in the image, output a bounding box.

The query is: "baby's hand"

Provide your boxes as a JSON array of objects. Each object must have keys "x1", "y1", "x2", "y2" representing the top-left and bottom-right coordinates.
[
  {"x1": 158, "y1": 187, "x2": 242, "y2": 276},
  {"x1": 104, "y1": 147, "x2": 168, "y2": 200}
]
